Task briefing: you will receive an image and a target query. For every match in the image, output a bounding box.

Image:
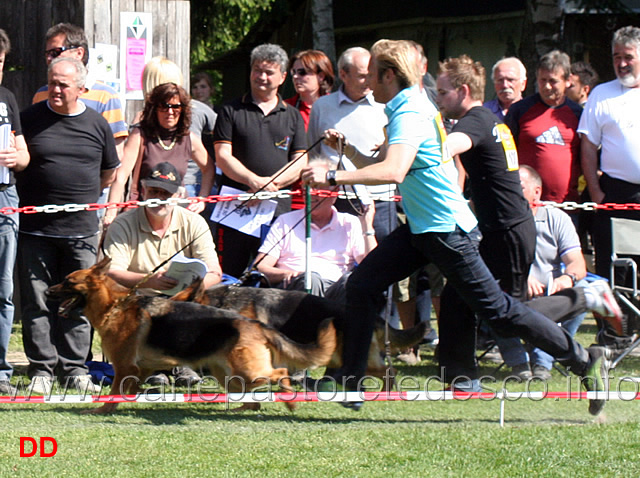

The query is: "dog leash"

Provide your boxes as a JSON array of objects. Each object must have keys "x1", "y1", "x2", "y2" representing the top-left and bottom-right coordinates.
[
  {"x1": 115, "y1": 136, "x2": 325, "y2": 294},
  {"x1": 336, "y1": 136, "x2": 398, "y2": 391}
]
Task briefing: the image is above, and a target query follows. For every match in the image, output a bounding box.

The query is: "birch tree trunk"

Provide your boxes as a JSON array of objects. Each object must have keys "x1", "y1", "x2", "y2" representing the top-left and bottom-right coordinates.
[
  {"x1": 520, "y1": 0, "x2": 565, "y2": 94},
  {"x1": 311, "y1": 0, "x2": 336, "y2": 66}
]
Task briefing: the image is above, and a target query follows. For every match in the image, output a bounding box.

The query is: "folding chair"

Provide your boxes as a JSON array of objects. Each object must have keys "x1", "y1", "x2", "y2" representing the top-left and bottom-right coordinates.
[{"x1": 609, "y1": 217, "x2": 640, "y2": 368}]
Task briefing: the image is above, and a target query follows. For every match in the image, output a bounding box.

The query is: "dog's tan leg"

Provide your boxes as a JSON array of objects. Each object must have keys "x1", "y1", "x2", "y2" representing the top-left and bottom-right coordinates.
[
  {"x1": 225, "y1": 379, "x2": 262, "y2": 413},
  {"x1": 82, "y1": 366, "x2": 141, "y2": 414},
  {"x1": 272, "y1": 368, "x2": 297, "y2": 412},
  {"x1": 230, "y1": 402, "x2": 261, "y2": 412}
]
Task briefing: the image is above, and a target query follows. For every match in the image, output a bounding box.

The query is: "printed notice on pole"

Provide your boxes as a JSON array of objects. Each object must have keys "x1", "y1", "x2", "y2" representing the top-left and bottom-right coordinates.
[
  {"x1": 120, "y1": 12, "x2": 152, "y2": 100},
  {"x1": 210, "y1": 186, "x2": 277, "y2": 238}
]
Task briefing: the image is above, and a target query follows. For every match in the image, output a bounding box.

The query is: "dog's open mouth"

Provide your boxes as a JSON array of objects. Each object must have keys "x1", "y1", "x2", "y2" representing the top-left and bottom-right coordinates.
[{"x1": 58, "y1": 296, "x2": 81, "y2": 318}]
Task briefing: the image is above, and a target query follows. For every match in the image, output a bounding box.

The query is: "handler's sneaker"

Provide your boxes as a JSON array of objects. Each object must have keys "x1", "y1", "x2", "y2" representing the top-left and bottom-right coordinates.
[
  {"x1": 444, "y1": 378, "x2": 482, "y2": 393},
  {"x1": 313, "y1": 377, "x2": 364, "y2": 411},
  {"x1": 586, "y1": 280, "x2": 624, "y2": 335},
  {"x1": 582, "y1": 346, "x2": 611, "y2": 416},
  {"x1": 27, "y1": 376, "x2": 53, "y2": 395},
  {"x1": 69, "y1": 374, "x2": 102, "y2": 394}
]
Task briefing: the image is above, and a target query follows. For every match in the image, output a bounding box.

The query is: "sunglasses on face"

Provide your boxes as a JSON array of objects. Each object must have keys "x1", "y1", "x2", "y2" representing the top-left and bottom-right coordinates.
[
  {"x1": 158, "y1": 102, "x2": 184, "y2": 112},
  {"x1": 45, "y1": 46, "x2": 80, "y2": 59},
  {"x1": 290, "y1": 68, "x2": 310, "y2": 77}
]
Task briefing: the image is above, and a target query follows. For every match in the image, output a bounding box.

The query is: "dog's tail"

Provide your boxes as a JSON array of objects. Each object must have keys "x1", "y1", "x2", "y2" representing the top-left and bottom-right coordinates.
[
  {"x1": 376, "y1": 319, "x2": 428, "y2": 354},
  {"x1": 262, "y1": 319, "x2": 337, "y2": 369}
]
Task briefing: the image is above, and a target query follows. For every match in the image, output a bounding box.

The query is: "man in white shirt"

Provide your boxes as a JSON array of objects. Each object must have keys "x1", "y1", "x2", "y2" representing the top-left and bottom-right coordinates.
[
  {"x1": 308, "y1": 47, "x2": 396, "y2": 241},
  {"x1": 255, "y1": 160, "x2": 376, "y2": 304},
  {"x1": 579, "y1": 26, "x2": 640, "y2": 280}
]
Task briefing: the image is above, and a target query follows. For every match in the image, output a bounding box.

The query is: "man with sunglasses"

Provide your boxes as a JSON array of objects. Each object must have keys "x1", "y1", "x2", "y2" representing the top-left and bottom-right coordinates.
[
  {"x1": 32, "y1": 23, "x2": 128, "y2": 158},
  {"x1": 213, "y1": 43, "x2": 307, "y2": 278}
]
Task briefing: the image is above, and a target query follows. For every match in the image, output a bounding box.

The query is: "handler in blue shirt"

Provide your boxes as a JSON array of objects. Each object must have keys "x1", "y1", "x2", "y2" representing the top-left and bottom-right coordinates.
[{"x1": 301, "y1": 39, "x2": 610, "y2": 416}]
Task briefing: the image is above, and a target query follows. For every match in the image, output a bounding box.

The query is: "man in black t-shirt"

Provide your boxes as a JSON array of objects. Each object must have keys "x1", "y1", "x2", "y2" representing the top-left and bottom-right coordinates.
[
  {"x1": 0, "y1": 29, "x2": 30, "y2": 395},
  {"x1": 436, "y1": 55, "x2": 537, "y2": 378},
  {"x1": 16, "y1": 57, "x2": 119, "y2": 395},
  {"x1": 213, "y1": 43, "x2": 307, "y2": 277}
]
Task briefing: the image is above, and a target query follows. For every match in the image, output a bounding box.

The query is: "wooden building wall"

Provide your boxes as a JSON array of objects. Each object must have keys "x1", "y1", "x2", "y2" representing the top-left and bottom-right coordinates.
[{"x1": 0, "y1": 0, "x2": 190, "y2": 125}]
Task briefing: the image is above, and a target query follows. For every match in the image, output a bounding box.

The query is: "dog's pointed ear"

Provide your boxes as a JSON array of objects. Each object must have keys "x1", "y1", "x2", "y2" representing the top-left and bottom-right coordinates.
[
  {"x1": 170, "y1": 277, "x2": 205, "y2": 302},
  {"x1": 93, "y1": 256, "x2": 112, "y2": 275}
]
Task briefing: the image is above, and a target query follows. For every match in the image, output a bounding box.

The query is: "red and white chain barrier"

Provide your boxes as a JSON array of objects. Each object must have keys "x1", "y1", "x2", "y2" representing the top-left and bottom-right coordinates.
[{"x1": 3, "y1": 190, "x2": 638, "y2": 217}]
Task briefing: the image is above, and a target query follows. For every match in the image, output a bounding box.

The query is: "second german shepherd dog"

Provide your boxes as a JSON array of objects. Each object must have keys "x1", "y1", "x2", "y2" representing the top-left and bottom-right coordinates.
[
  {"x1": 171, "y1": 278, "x2": 428, "y2": 380},
  {"x1": 47, "y1": 258, "x2": 337, "y2": 414}
]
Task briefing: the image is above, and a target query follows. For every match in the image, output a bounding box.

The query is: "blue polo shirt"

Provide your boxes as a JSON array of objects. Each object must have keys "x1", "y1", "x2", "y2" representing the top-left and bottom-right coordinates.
[{"x1": 385, "y1": 85, "x2": 477, "y2": 234}]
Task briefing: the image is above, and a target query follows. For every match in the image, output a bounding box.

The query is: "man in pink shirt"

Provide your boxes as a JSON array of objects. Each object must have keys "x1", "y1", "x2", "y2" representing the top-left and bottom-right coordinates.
[{"x1": 255, "y1": 169, "x2": 376, "y2": 302}]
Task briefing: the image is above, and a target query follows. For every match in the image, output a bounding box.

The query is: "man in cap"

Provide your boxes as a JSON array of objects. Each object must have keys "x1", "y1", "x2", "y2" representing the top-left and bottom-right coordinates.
[{"x1": 103, "y1": 162, "x2": 222, "y2": 387}]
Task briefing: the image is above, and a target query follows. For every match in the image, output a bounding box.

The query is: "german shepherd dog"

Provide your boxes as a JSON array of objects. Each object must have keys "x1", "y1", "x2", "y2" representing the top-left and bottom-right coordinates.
[
  {"x1": 47, "y1": 258, "x2": 337, "y2": 414},
  {"x1": 171, "y1": 279, "x2": 428, "y2": 381}
]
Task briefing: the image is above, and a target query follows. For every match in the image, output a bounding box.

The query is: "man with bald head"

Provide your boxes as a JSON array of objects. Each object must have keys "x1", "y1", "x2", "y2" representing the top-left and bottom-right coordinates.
[
  {"x1": 308, "y1": 47, "x2": 396, "y2": 242},
  {"x1": 483, "y1": 57, "x2": 527, "y2": 121}
]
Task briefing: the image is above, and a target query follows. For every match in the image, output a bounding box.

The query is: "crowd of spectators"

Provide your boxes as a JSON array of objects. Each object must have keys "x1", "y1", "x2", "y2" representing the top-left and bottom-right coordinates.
[{"x1": 1, "y1": 21, "x2": 638, "y2": 416}]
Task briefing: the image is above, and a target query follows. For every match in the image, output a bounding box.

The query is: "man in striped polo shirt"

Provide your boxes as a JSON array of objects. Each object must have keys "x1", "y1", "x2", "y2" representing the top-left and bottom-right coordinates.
[{"x1": 32, "y1": 23, "x2": 128, "y2": 158}]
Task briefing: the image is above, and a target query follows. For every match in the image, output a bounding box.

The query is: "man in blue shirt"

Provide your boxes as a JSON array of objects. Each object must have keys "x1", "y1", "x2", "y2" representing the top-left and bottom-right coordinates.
[{"x1": 302, "y1": 39, "x2": 610, "y2": 416}]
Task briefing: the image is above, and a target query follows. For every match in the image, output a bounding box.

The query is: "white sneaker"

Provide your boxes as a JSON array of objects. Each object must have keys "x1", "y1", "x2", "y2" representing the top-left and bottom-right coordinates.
[
  {"x1": 587, "y1": 280, "x2": 624, "y2": 335},
  {"x1": 69, "y1": 374, "x2": 102, "y2": 394},
  {"x1": 27, "y1": 376, "x2": 54, "y2": 395}
]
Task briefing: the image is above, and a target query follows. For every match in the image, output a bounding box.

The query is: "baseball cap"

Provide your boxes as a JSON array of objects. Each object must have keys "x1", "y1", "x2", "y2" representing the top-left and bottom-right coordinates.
[{"x1": 142, "y1": 162, "x2": 182, "y2": 194}]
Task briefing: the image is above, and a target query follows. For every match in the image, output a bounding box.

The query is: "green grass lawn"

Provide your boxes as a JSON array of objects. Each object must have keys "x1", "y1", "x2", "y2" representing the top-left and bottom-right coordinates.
[{"x1": 3, "y1": 318, "x2": 640, "y2": 477}]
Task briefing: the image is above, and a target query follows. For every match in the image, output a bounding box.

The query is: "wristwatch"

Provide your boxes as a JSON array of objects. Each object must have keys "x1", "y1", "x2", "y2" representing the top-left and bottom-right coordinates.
[
  {"x1": 326, "y1": 170, "x2": 337, "y2": 186},
  {"x1": 563, "y1": 272, "x2": 577, "y2": 286}
]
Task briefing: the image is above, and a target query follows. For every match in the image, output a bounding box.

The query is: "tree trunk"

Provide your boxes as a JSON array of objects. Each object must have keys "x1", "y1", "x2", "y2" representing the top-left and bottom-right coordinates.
[
  {"x1": 311, "y1": 0, "x2": 336, "y2": 66},
  {"x1": 520, "y1": 0, "x2": 565, "y2": 95}
]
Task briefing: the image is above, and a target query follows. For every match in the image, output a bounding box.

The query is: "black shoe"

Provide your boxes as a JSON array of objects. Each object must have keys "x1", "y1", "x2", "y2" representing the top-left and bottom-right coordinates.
[
  {"x1": 146, "y1": 373, "x2": 170, "y2": 386},
  {"x1": 532, "y1": 364, "x2": 552, "y2": 381},
  {"x1": 511, "y1": 362, "x2": 532, "y2": 380},
  {"x1": 582, "y1": 346, "x2": 610, "y2": 416},
  {"x1": 173, "y1": 367, "x2": 202, "y2": 387},
  {"x1": 0, "y1": 380, "x2": 16, "y2": 395}
]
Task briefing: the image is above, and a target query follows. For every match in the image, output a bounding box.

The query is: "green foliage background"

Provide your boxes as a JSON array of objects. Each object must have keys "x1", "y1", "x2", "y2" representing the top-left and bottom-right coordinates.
[{"x1": 190, "y1": 0, "x2": 276, "y2": 103}]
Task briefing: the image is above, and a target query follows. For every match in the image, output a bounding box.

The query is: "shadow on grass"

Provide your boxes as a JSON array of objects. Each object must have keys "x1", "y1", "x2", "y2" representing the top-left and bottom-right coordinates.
[{"x1": 7, "y1": 403, "x2": 599, "y2": 427}]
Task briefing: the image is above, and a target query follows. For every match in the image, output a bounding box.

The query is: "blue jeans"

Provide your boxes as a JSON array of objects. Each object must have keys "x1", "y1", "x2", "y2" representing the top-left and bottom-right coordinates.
[
  {"x1": 371, "y1": 200, "x2": 398, "y2": 242},
  {"x1": 17, "y1": 233, "x2": 97, "y2": 379},
  {"x1": 0, "y1": 186, "x2": 18, "y2": 380},
  {"x1": 343, "y1": 224, "x2": 590, "y2": 383}
]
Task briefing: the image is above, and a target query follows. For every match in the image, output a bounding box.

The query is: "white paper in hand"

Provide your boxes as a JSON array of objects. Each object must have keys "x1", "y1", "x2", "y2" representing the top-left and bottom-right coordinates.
[
  {"x1": 0, "y1": 124, "x2": 11, "y2": 184},
  {"x1": 163, "y1": 254, "x2": 208, "y2": 296}
]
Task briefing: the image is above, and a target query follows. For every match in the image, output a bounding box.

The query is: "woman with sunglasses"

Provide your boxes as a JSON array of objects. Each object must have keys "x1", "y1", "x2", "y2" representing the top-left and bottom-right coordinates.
[
  {"x1": 285, "y1": 50, "x2": 334, "y2": 209},
  {"x1": 104, "y1": 82, "x2": 213, "y2": 225},
  {"x1": 285, "y1": 50, "x2": 334, "y2": 130}
]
